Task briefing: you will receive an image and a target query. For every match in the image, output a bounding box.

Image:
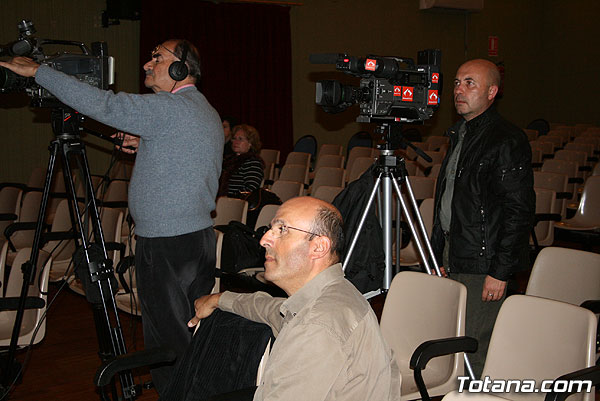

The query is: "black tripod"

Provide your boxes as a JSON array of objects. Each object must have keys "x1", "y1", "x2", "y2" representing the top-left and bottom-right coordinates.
[{"x1": 0, "y1": 107, "x2": 137, "y2": 400}]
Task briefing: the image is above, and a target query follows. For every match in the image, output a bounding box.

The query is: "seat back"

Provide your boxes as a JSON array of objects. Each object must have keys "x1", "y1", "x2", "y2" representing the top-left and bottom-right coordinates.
[
  {"x1": 103, "y1": 180, "x2": 129, "y2": 202},
  {"x1": 0, "y1": 246, "x2": 52, "y2": 346},
  {"x1": 380, "y1": 271, "x2": 466, "y2": 397},
  {"x1": 565, "y1": 142, "x2": 595, "y2": 158},
  {"x1": 538, "y1": 135, "x2": 563, "y2": 151},
  {"x1": 546, "y1": 130, "x2": 570, "y2": 146},
  {"x1": 317, "y1": 143, "x2": 343, "y2": 160},
  {"x1": 526, "y1": 247, "x2": 600, "y2": 306},
  {"x1": 254, "y1": 204, "x2": 279, "y2": 230},
  {"x1": 404, "y1": 176, "x2": 436, "y2": 201},
  {"x1": 530, "y1": 140, "x2": 555, "y2": 158},
  {"x1": 213, "y1": 197, "x2": 248, "y2": 225},
  {"x1": 425, "y1": 135, "x2": 449, "y2": 151},
  {"x1": 560, "y1": 175, "x2": 600, "y2": 228},
  {"x1": 270, "y1": 180, "x2": 303, "y2": 203},
  {"x1": 43, "y1": 199, "x2": 79, "y2": 264},
  {"x1": 428, "y1": 163, "x2": 442, "y2": 178},
  {"x1": 398, "y1": 198, "x2": 434, "y2": 267},
  {"x1": 346, "y1": 131, "x2": 372, "y2": 158},
  {"x1": 98, "y1": 208, "x2": 124, "y2": 267},
  {"x1": 110, "y1": 159, "x2": 134, "y2": 181},
  {"x1": 284, "y1": 152, "x2": 311, "y2": 169},
  {"x1": 314, "y1": 154, "x2": 344, "y2": 171},
  {"x1": 293, "y1": 135, "x2": 317, "y2": 160},
  {"x1": 26, "y1": 167, "x2": 46, "y2": 188},
  {"x1": 312, "y1": 185, "x2": 343, "y2": 203},
  {"x1": 278, "y1": 164, "x2": 309, "y2": 185},
  {"x1": 534, "y1": 171, "x2": 568, "y2": 215},
  {"x1": 523, "y1": 128, "x2": 538, "y2": 141},
  {"x1": 531, "y1": 187, "x2": 556, "y2": 246},
  {"x1": 0, "y1": 187, "x2": 22, "y2": 235},
  {"x1": 260, "y1": 149, "x2": 280, "y2": 166},
  {"x1": 416, "y1": 150, "x2": 445, "y2": 173},
  {"x1": 482, "y1": 295, "x2": 596, "y2": 401},
  {"x1": 311, "y1": 167, "x2": 345, "y2": 194},
  {"x1": 526, "y1": 118, "x2": 550, "y2": 136},
  {"x1": 346, "y1": 146, "x2": 374, "y2": 171},
  {"x1": 346, "y1": 156, "x2": 374, "y2": 183},
  {"x1": 260, "y1": 149, "x2": 281, "y2": 181}
]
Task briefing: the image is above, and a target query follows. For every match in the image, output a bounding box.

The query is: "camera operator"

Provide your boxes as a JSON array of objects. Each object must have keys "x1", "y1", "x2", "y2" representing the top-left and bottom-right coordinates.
[{"x1": 0, "y1": 39, "x2": 224, "y2": 395}]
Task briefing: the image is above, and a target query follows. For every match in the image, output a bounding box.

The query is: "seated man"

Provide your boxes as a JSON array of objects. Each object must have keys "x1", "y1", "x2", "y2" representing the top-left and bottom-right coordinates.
[{"x1": 189, "y1": 196, "x2": 400, "y2": 401}]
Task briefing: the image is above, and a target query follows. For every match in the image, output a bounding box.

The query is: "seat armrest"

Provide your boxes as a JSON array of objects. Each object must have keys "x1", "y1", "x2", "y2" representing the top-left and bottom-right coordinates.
[
  {"x1": 0, "y1": 183, "x2": 26, "y2": 191},
  {"x1": 95, "y1": 347, "x2": 177, "y2": 387},
  {"x1": 543, "y1": 365, "x2": 600, "y2": 401},
  {"x1": 556, "y1": 192, "x2": 573, "y2": 200},
  {"x1": 535, "y1": 213, "x2": 562, "y2": 224},
  {"x1": 410, "y1": 336, "x2": 478, "y2": 401},
  {"x1": 580, "y1": 300, "x2": 600, "y2": 313},
  {"x1": 0, "y1": 213, "x2": 18, "y2": 222},
  {"x1": 0, "y1": 296, "x2": 45, "y2": 311},
  {"x1": 96, "y1": 200, "x2": 128, "y2": 209}
]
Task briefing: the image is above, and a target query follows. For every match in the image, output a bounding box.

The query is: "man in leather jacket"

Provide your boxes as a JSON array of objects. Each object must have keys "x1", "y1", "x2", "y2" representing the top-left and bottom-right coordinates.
[{"x1": 431, "y1": 59, "x2": 535, "y2": 376}]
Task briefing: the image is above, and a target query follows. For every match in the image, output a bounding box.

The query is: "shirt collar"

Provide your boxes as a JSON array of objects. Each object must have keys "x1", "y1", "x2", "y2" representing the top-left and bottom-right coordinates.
[
  {"x1": 171, "y1": 83, "x2": 196, "y2": 94},
  {"x1": 280, "y1": 263, "x2": 344, "y2": 318}
]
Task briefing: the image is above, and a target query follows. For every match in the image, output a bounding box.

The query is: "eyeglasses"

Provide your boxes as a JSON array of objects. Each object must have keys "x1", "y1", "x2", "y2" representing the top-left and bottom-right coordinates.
[
  {"x1": 267, "y1": 222, "x2": 321, "y2": 240},
  {"x1": 151, "y1": 44, "x2": 178, "y2": 59}
]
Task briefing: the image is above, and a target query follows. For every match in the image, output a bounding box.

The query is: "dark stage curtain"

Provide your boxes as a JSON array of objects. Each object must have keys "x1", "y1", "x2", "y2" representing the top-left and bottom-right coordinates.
[{"x1": 139, "y1": 1, "x2": 293, "y2": 154}]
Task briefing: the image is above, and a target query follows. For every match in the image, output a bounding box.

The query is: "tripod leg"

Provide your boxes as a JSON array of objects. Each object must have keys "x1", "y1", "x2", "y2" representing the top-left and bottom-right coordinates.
[
  {"x1": 0, "y1": 140, "x2": 60, "y2": 392},
  {"x1": 391, "y1": 177, "x2": 435, "y2": 275},
  {"x1": 342, "y1": 172, "x2": 382, "y2": 273},
  {"x1": 381, "y1": 176, "x2": 394, "y2": 290},
  {"x1": 60, "y1": 138, "x2": 136, "y2": 398},
  {"x1": 394, "y1": 174, "x2": 442, "y2": 276}
]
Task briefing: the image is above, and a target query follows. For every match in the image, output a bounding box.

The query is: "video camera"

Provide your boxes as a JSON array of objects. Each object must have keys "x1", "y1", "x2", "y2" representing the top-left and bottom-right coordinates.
[
  {"x1": 0, "y1": 20, "x2": 113, "y2": 108},
  {"x1": 310, "y1": 49, "x2": 442, "y2": 123}
]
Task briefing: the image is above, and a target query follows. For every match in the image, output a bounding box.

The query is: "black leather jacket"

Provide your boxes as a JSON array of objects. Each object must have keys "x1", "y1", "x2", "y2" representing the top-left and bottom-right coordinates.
[{"x1": 431, "y1": 107, "x2": 535, "y2": 281}]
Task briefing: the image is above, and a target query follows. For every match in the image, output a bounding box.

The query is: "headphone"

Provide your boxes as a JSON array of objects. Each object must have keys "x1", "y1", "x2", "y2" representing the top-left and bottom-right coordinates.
[{"x1": 168, "y1": 41, "x2": 189, "y2": 81}]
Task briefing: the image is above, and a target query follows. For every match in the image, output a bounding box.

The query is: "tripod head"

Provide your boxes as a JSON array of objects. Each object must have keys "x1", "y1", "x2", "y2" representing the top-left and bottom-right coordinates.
[
  {"x1": 373, "y1": 122, "x2": 432, "y2": 168},
  {"x1": 50, "y1": 107, "x2": 83, "y2": 139}
]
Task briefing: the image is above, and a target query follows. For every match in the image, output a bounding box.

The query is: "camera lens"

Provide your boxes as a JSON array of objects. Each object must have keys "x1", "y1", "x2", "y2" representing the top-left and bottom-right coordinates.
[
  {"x1": 0, "y1": 66, "x2": 17, "y2": 91},
  {"x1": 0, "y1": 66, "x2": 30, "y2": 92}
]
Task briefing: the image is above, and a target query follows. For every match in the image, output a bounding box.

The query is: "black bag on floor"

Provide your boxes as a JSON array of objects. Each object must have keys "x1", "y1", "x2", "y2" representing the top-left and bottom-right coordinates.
[{"x1": 215, "y1": 221, "x2": 266, "y2": 273}]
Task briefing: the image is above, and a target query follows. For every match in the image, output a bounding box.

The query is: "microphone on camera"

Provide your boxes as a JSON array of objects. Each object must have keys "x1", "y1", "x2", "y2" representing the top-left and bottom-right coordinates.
[
  {"x1": 0, "y1": 39, "x2": 36, "y2": 57},
  {"x1": 309, "y1": 53, "x2": 343, "y2": 64}
]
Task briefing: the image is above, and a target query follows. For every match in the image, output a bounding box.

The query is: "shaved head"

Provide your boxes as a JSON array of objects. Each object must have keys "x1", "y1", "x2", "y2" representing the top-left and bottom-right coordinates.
[
  {"x1": 453, "y1": 59, "x2": 501, "y2": 121},
  {"x1": 461, "y1": 59, "x2": 501, "y2": 87}
]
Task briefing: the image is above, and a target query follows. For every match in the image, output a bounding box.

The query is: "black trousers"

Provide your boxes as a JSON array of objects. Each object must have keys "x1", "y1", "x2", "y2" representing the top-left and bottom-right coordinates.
[{"x1": 136, "y1": 228, "x2": 216, "y2": 396}]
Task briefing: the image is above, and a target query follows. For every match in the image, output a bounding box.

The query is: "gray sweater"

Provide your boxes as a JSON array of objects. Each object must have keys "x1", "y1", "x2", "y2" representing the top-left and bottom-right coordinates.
[{"x1": 36, "y1": 65, "x2": 223, "y2": 237}]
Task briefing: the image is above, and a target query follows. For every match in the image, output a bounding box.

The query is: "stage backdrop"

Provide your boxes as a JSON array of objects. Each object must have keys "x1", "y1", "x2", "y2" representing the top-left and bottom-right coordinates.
[{"x1": 140, "y1": 1, "x2": 293, "y2": 154}]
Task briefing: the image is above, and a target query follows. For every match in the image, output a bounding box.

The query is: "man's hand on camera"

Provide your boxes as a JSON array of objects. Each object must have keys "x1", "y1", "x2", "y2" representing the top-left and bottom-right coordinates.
[
  {"x1": 111, "y1": 132, "x2": 140, "y2": 154},
  {"x1": 0, "y1": 57, "x2": 40, "y2": 77},
  {"x1": 187, "y1": 293, "x2": 222, "y2": 328}
]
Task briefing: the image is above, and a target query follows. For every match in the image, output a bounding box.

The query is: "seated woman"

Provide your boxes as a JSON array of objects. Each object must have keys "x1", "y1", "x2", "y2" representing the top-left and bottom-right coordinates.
[{"x1": 218, "y1": 124, "x2": 265, "y2": 198}]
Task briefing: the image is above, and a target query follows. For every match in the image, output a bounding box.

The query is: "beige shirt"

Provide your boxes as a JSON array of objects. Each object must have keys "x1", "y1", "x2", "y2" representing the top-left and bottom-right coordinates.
[{"x1": 219, "y1": 263, "x2": 401, "y2": 401}]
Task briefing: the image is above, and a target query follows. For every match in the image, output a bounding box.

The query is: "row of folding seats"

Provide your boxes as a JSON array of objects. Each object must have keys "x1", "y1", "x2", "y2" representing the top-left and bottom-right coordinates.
[{"x1": 529, "y1": 125, "x2": 600, "y2": 250}]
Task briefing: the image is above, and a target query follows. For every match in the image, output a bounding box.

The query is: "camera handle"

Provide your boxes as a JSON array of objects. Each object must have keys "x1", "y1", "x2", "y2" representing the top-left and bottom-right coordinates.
[
  {"x1": 341, "y1": 124, "x2": 475, "y2": 381},
  {"x1": 0, "y1": 108, "x2": 138, "y2": 399}
]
